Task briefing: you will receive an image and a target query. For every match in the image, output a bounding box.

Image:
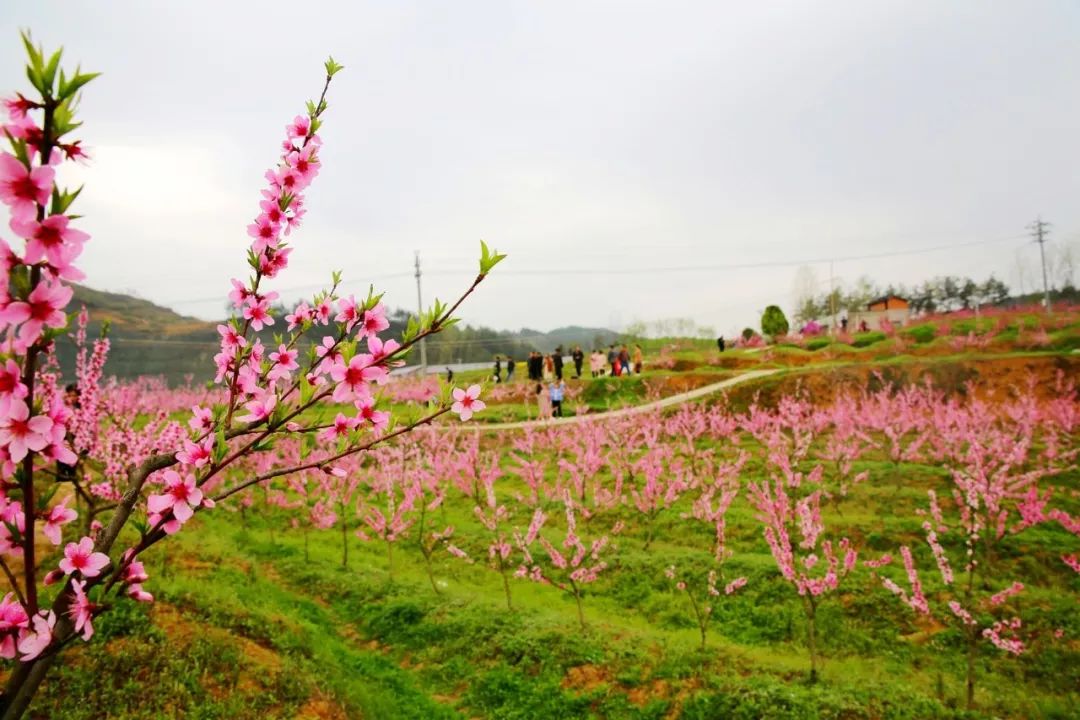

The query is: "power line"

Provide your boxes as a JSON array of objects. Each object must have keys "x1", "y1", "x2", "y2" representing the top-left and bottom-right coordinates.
[
  {"x1": 146, "y1": 231, "x2": 1035, "y2": 309},
  {"x1": 162, "y1": 271, "x2": 414, "y2": 306},
  {"x1": 440, "y1": 234, "x2": 1030, "y2": 277}
]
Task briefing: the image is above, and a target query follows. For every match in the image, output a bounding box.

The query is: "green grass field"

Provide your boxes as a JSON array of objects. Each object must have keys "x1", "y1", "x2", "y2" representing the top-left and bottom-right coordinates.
[{"x1": 29, "y1": 414, "x2": 1080, "y2": 719}]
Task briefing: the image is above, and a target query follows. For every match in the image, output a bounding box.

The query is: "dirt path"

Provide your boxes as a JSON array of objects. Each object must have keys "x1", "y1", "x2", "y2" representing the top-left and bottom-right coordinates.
[{"x1": 465, "y1": 368, "x2": 780, "y2": 431}]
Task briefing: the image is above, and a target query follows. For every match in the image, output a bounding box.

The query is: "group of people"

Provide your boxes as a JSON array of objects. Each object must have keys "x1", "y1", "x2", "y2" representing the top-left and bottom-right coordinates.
[
  {"x1": 482, "y1": 342, "x2": 643, "y2": 421},
  {"x1": 494, "y1": 342, "x2": 645, "y2": 384},
  {"x1": 588, "y1": 344, "x2": 642, "y2": 377}
]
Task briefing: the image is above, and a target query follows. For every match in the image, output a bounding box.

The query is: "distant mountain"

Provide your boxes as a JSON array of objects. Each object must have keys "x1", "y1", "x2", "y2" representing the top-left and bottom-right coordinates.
[
  {"x1": 56, "y1": 286, "x2": 219, "y2": 383},
  {"x1": 54, "y1": 287, "x2": 619, "y2": 383},
  {"x1": 418, "y1": 322, "x2": 619, "y2": 367}
]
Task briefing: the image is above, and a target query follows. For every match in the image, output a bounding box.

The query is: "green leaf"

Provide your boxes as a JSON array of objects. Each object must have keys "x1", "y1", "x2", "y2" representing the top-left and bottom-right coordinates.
[
  {"x1": 20, "y1": 31, "x2": 43, "y2": 74},
  {"x1": 25, "y1": 66, "x2": 45, "y2": 96},
  {"x1": 478, "y1": 240, "x2": 507, "y2": 275},
  {"x1": 299, "y1": 375, "x2": 315, "y2": 405},
  {"x1": 403, "y1": 316, "x2": 419, "y2": 343},
  {"x1": 37, "y1": 484, "x2": 58, "y2": 511},
  {"x1": 52, "y1": 99, "x2": 82, "y2": 139},
  {"x1": 339, "y1": 339, "x2": 357, "y2": 363},
  {"x1": 58, "y1": 70, "x2": 101, "y2": 101},
  {"x1": 51, "y1": 184, "x2": 83, "y2": 215},
  {"x1": 213, "y1": 430, "x2": 228, "y2": 462},
  {"x1": 41, "y1": 48, "x2": 62, "y2": 95},
  {"x1": 324, "y1": 56, "x2": 345, "y2": 77}
]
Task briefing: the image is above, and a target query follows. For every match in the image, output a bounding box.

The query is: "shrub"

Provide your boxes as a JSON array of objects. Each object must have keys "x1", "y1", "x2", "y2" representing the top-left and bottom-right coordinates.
[
  {"x1": 851, "y1": 331, "x2": 887, "y2": 348},
  {"x1": 760, "y1": 305, "x2": 790, "y2": 338},
  {"x1": 901, "y1": 324, "x2": 937, "y2": 344}
]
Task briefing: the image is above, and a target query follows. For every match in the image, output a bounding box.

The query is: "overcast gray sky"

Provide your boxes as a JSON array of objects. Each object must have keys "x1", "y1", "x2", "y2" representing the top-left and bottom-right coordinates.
[{"x1": 2, "y1": 1, "x2": 1078, "y2": 337}]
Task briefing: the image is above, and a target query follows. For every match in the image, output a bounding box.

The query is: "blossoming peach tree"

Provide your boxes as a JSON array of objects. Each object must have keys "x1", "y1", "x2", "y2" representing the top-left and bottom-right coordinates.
[{"x1": 0, "y1": 34, "x2": 501, "y2": 718}]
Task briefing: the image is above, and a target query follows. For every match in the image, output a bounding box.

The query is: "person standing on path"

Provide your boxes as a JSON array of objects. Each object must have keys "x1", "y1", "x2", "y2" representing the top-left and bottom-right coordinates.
[
  {"x1": 618, "y1": 345, "x2": 631, "y2": 376},
  {"x1": 632, "y1": 344, "x2": 644, "y2": 375},
  {"x1": 527, "y1": 351, "x2": 539, "y2": 380},
  {"x1": 543, "y1": 354, "x2": 555, "y2": 382},
  {"x1": 549, "y1": 378, "x2": 565, "y2": 417},
  {"x1": 493, "y1": 356, "x2": 502, "y2": 383},
  {"x1": 717, "y1": 336, "x2": 725, "y2": 352},
  {"x1": 553, "y1": 345, "x2": 564, "y2": 380},
  {"x1": 537, "y1": 383, "x2": 552, "y2": 420},
  {"x1": 506, "y1": 355, "x2": 516, "y2": 382},
  {"x1": 571, "y1": 346, "x2": 584, "y2": 378},
  {"x1": 607, "y1": 345, "x2": 617, "y2": 376}
]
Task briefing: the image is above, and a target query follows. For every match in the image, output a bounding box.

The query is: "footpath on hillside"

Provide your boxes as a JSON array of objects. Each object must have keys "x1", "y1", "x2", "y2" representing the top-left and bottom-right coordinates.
[{"x1": 464, "y1": 368, "x2": 780, "y2": 431}]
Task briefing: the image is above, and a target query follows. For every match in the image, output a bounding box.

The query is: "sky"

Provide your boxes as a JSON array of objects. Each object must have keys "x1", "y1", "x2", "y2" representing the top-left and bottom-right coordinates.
[{"x1": 1, "y1": 1, "x2": 1078, "y2": 338}]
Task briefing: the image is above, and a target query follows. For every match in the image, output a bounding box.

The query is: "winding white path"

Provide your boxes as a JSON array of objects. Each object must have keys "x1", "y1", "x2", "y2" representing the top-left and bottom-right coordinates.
[{"x1": 464, "y1": 368, "x2": 780, "y2": 431}]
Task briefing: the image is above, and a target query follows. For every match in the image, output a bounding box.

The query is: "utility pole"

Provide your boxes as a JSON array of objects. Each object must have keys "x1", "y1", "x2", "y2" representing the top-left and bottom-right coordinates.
[
  {"x1": 414, "y1": 251, "x2": 428, "y2": 371},
  {"x1": 829, "y1": 261, "x2": 836, "y2": 335},
  {"x1": 1028, "y1": 217, "x2": 1052, "y2": 312}
]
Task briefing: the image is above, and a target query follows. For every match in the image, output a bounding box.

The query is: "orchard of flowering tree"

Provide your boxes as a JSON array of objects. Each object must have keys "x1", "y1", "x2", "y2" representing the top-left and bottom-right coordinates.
[{"x1": 0, "y1": 33, "x2": 1077, "y2": 720}]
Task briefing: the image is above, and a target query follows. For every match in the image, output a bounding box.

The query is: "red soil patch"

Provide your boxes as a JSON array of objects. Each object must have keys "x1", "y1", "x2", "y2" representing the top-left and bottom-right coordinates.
[
  {"x1": 561, "y1": 663, "x2": 612, "y2": 693},
  {"x1": 295, "y1": 691, "x2": 351, "y2": 720},
  {"x1": 627, "y1": 678, "x2": 671, "y2": 707},
  {"x1": 721, "y1": 354, "x2": 1080, "y2": 410}
]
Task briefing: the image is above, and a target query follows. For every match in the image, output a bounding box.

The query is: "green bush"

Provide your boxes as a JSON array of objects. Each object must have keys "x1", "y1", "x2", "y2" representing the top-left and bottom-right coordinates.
[
  {"x1": 760, "y1": 306, "x2": 790, "y2": 338},
  {"x1": 851, "y1": 331, "x2": 887, "y2": 348},
  {"x1": 901, "y1": 324, "x2": 936, "y2": 344},
  {"x1": 806, "y1": 338, "x2": 831, "y2": 351}
]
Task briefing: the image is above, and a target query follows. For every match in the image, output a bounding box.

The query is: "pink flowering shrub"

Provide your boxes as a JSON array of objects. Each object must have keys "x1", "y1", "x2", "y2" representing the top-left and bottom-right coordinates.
[
  {"x1": 735, "y1": 333, "x2": 766, "y2": 349},
  {"x1": 668, "y1": 466, "x2": 747, "y2": 650},
  {"x1": 514, "y1": 494, "x2": 612, "y2": 630},
  {"x1": 745, "y1": 394, "x2": 858, "y2": 682},
  {"x1": 879, "y1": 392, "x2": 1073, "y2": 710},
  {"x1": 0, "y1": 35, "x2": 503, "y2": 717}
]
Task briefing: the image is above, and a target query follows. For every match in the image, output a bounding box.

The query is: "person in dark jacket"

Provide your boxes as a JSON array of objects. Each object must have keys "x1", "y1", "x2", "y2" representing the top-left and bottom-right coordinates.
[
  {"x1": 529, "y1": 351, "x2": 542, "y2": 380},
  {"x1": 607, "y1": 345, "x2": 617, "y2": 376},
  {"x1": 506, "y1": 355, "x2": 516, "y2": 381},
  {"x1": 717, "y1": 336, "x2": 725, "y2": 352},
  {"x1": 553, "y1": 346, "x2": 564, "y2": 380},
  {"x1": 571, "y1": 346, "x2": 584, "y2": 378},
  {"x1": 493, "y1": 356, "x2": 502, "y2": 383}
]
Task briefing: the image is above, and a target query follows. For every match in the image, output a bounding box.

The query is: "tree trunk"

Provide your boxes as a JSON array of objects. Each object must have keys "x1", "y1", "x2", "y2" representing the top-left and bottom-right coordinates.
[
  {"x1": 570, "y1": 579, "x2": 586, "y2": 630},
  {"x1": 386, "y1": 540, "x2": 394, "y2": 580},
  {"x1": 1, "y1": 651, "x2": 53, "y2": 720},
  {"x1": 966, "y1": 628, "x2": 977, "y2": 710},
  {"x1": 341, "y1": 521, "x2": 348, "y2": 569},
  {"x1": 805, "y1": 596, "x2": 819, "y2": 684},
  {"x1": 500, "y1": 565, "x2": 513, "y2": 611},
  {"x1": 424, "y1": 552, "x2": 441, "y2": 595}
]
